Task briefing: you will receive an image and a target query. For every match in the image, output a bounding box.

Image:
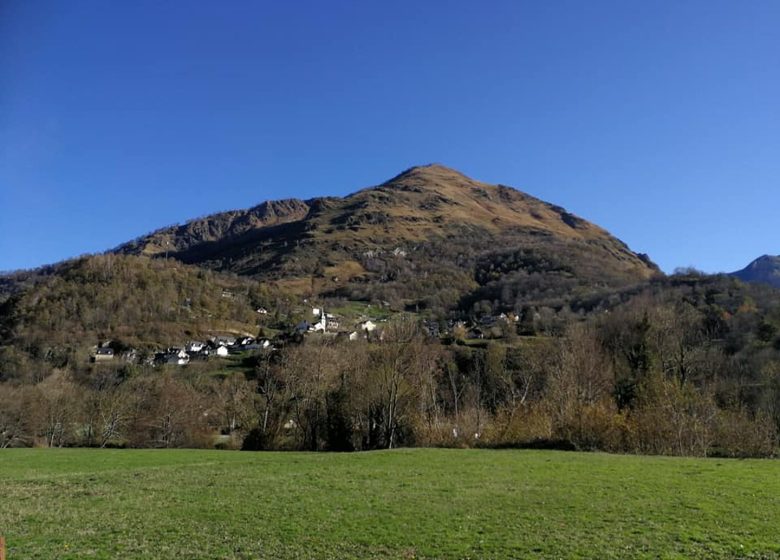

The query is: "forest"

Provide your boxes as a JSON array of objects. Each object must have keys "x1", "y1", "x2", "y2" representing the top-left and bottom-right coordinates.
[{"x1": 1, "y1": 256, "x2": 780, "y2": 457}]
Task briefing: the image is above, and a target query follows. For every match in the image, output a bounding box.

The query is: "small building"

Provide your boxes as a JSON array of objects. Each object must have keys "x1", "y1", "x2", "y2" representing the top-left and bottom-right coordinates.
[
  {"x1": 92, "y1": 347, "x2": 114, "y2": 362},
  {"x1": 158, "y1": 348, "x2": 189, "y2": 366},
  {"x1": 213, "y1": 336, "x2": 236, "y2": 347},
  {"x1": 348, "y1": 331, "x2": 360, "y2": 341},
  {"x1": 165, "y1": 354, "x2": 189, "y2": 366},
  {"x1": 256, "y1": 307, "x2": 268, "y2": 315},
  {"x1": 359, "y1": 320, "x2": 377, "y2": 332},
  {"x1": 186, "y1": 341, "x2": 205, "y2": 353},
  {"x1": 215, "y1": 345, "x2": 229, "y2": 357},
  {"x1": 309, "y1": 316, "x2": 327, "y2": 333}
]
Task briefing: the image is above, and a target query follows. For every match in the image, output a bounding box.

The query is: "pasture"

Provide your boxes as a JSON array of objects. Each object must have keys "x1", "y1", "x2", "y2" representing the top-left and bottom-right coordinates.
[{"x1": 1, "y1": 448, "x2": 779, "y2": 559}]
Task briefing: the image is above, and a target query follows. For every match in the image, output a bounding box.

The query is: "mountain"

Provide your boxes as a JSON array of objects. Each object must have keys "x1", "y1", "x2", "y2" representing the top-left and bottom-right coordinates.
[
  {"x1": 115, "y1": 164, "x2": 659, "y2": 313},
  {"x1": 731, "y1": 255, "x2": 780, "y2": 288}
]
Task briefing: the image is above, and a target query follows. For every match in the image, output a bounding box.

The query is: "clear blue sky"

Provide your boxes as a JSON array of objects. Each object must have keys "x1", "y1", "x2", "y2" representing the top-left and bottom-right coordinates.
[{"x1": 2, "y1": 1, "x2": 778, "y2": 273}]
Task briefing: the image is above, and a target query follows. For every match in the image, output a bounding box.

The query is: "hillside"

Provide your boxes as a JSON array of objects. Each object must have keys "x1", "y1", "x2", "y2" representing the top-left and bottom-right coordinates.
[
  {"x1": 0, "y1": 254, "x2": 266, "y2": 375},
  {"x1": 115, "y1": 164, "x2": 660, "y2": 314},
  {"x1": 116, "y1": 199, "x2": 311, "y2": 257},
  {"x1": 731, "y1": 255, "x2": 780, "y2": 288},
  {"x1": 0, "y1": 164, "x2": 663, "y2": 379},
  {"x1": 2, "y1": 196, "x2": 780, "y2": 457}
]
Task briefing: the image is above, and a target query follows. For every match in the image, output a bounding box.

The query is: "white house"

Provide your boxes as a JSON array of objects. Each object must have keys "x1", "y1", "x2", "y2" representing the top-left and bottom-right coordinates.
[
  {"x1": 309, "y1": 316, "x2": 327, "y2": 332},
  {"x1": 359, "y1": 320, "x2": 377, "y2": 332},
  {"x1": 93, "y1": 347, "x2": 114, "y2": 362},
  {"x1": 215, "y1": 345, "x2": 229, "y2": 357},
  {"x1": 213, "y1": 336, "x2": 236, "y2": 347},
  {"x1": 186, "y1": 341, "x2": 205, "y2": 353},
  {"x1": 164, "y1": 348, "x2": 190, "y2": 366},
  {"x1": 348, "y1": 331, "x2": 360, "y2": 341},
  {"x1": 312, "y1": 307, "x2": 321, "y2": 317}
]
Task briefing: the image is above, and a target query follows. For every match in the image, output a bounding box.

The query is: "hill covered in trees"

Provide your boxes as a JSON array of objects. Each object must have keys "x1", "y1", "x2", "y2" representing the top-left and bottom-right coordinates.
[
  {"x1": 1, "y1": 270, "x2": 780, "y2": 456},
  {"x1": 1, "y1": 166, "x2": 779, "y2": 458},
  {"x1": 0, "y1": 254, "x2": 271, "y2": 378}
]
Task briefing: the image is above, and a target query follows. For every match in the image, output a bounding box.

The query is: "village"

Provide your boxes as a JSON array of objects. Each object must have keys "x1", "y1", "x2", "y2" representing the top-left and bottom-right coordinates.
[{"x1": 90, "y1": 303, "x2": 522, "y2": 366}]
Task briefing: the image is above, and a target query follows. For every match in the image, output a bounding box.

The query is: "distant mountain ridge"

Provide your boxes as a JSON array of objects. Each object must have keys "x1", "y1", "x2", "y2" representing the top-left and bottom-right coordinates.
[{"x1": 731, "y1": 255, "x2": 780, "y2": 288}]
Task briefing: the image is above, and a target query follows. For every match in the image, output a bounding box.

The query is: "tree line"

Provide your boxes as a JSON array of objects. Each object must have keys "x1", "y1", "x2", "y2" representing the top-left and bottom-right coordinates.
[
  {"x1": 2, "y1": 255, "x2": 780, "y2": 457},
  {"x1": 2, "y1": 299, "x2": 778, "y2": 457}
]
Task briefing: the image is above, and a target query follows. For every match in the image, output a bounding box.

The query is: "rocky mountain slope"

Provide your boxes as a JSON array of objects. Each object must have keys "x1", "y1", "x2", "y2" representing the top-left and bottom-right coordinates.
[
  {"x1": 115, "y1": 199, "x2": 311, "y2": 257},
  {"x1": 114, "y1": 164, "x2": 659, "y2": 312}
]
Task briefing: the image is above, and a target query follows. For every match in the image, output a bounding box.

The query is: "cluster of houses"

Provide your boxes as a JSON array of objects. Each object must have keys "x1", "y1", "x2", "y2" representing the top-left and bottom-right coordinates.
[
  {"x1": 90, "y1": 303, "x2": 523, "y2": 366},
  {"x1": 295, "y1": 308, "x2": 379, "y2": 341},
  {"x1": 423, "y1": 312, "x2": 520, "y2": 340},
  {"x1": 91, "y1": 336, "x2": 273, "y2": 366}
]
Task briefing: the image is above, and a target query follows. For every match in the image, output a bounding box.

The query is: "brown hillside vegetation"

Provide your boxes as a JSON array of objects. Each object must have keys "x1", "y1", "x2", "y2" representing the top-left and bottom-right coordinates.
[
  {"x1": 0, "y1": 254, "x2": 267, "y2": 368},
  {"x1": 114, "y1": 164, "x2": 659, "y2": 312},
  {"x1": 6, "y1": 167, "x2": 778, "y2": 457}
]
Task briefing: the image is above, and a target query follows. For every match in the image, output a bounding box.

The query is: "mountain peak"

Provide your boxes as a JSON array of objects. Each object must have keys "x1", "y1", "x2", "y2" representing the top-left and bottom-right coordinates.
[
  {"x1": 383, "y1": 163, "x2": 476, "y2": 187},
  {"x1": 405, "y1": 163, "x2": 469, "y2": 176}
]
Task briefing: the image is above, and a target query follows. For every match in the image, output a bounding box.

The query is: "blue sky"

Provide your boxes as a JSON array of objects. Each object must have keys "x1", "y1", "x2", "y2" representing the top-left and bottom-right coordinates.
[{"x1": 1, "y1": 0, "x2": 778, "y2": 273}]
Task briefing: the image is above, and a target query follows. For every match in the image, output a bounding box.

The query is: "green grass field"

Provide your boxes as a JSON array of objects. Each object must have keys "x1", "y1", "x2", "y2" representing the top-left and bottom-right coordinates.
[{"x1": 1, "y1": 449, "x2": 779, "y2": 559}]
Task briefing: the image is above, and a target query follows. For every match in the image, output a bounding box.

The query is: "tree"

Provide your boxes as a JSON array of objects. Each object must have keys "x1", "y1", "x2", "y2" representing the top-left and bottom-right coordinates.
[
  {"x1": 37, "y1": 373, "x2": 81, "y2": 448},
  {"x1": 369, "y1": 318, "x2": 439, "y2": 449},
  {"x1": 546, "y1": 323, "x2": 616, "y2": 449},
  {"x1": 127, "y1": 374, "x2": 206, "y2": 448},
  {"x1": 0, "y1": 385, "x2": 37, "y2": 448}
]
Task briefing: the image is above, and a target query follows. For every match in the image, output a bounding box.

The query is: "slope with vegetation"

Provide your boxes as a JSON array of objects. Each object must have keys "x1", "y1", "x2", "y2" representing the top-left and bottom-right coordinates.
[
  {"x1": 1, "y1": 272, "x2": 779, "y2": 456},
  {"x1": 1, "y1": 166, "x2": 780, "y2": 458},
  {"x1": 0, "y1": 254, "x2": 269, "y2": 377},
  {"x1": 115, "y1": 164, "x2": 660, "y2": 314}
]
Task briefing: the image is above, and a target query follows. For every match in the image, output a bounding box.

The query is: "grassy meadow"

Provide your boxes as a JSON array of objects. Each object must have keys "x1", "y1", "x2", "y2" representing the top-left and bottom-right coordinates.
[{"x1": 1, "y1": 448, "x2": 779, "y2": 559}]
